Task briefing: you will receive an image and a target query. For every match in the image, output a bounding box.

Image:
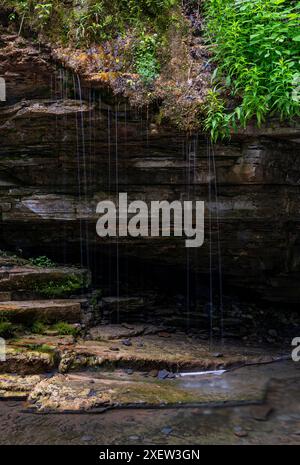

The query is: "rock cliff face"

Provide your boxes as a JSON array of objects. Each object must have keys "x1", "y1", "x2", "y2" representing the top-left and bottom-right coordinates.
[{"x1": 1, "y1": 34, "x2": 300, "y2": 305}]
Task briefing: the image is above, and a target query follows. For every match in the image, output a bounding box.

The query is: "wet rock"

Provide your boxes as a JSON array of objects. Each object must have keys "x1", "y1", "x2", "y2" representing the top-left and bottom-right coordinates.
[
  {"x1": 0, "y1": 348, "x2": 56, "y2": 375},
  {"x1": 102, "y1": 297, "x2": 145, "y2": 315},
  {"x1": 0, "y1": 265, "x2": 90, "y2": 295},
  {"x1": 157, "y1": 370, "x2": 170, "y2": 380},
  {"x1": 233, "y1": 426, "x2": 248, "y2": 438},
  {"x1": 122, "y1": 339, "x2": 132, "y2": 347},
  {"x1": 0, "y1": 299, "x2": 84, "y2": 324},
  {"x1": 81, "y1": 435, "x2": 94, "y2": 442},
  {"x1": 0, "y1": 374, "x2": 44, "y2": 399},
  {"x1": 161, "y1": 427, "x2": 173, "y2": 436},
  {"x1": 89, "y1": 324, "x2": 147, "y2": 341},
  {"x1": 251, "y1": 405, "x2": 273, "y2": 422}
]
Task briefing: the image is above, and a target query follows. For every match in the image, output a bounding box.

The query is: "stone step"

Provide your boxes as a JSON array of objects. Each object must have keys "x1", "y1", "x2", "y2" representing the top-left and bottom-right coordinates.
[
  {"x1": 0, "y1": 265, "x2": 90, "y2": 298},
  {"x1": 0, "y1": 299, "x2": 85, "y2": 324}
]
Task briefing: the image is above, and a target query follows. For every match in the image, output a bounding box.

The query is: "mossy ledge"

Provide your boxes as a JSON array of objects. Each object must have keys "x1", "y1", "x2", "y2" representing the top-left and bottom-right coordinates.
[{"x1": 1, "y1": 1, "x2": 299, "y2": 136}]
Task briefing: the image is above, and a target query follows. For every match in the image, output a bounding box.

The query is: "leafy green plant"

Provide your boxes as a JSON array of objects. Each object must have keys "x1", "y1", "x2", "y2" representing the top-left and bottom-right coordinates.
[
  {"x1": 0, "y1": 320, "x2": 15, "y2": 339},
  {"x1": 27, "y1": 343, "x2": 55, "y2": 354},
  {"x1": 34, "y1": 2, "x2": 53, "y2": 25},
  {"x1": 134, "y1": 33, "x2": 160, "y2": 83},
  {"x1": 29, "y1": 256, "x2": 56, "y2": 268},
  {"x1": 31, "y1": 321, "x2": 47, "y2": 334},
  {"x1": 205, "y1": 0, "x2": 300, "y2": 140},
  {"x1": 53, "y1": 322, "x2": 80, "y2": 336},
  {"x1": 34, "y1": 275, "x2": 86, "y2": 297}
]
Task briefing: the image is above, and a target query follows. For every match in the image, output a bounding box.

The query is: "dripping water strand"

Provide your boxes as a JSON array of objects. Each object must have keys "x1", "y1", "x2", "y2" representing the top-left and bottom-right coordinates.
[
  {"x1": 207, "y1": 138, "x2": 214, "y2": 349},
  {"x1": 211, "y1": 142, "x2": 224, "y2": 344},
  {"x1": 115, "y1": 104, "x2": 120, "y2": 322},
  {"x1": 76, "y1": 75, "x2": 90, "y2": 270},
  {"x1": 185, "y1": 137, "x2": 191, "y2": 329},
  {"x1": 72, "y1": 74, "x2": 84, "y2": 267}
]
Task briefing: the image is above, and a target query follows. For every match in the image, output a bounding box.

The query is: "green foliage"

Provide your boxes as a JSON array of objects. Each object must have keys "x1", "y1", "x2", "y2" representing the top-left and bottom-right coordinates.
[
  {"x1": 52, "y1": 322, "x2": 80, "y2": 336},
  {"x1": 29, "y1": 256, "x2": 56, "y2": 268},
  {"x1": 4, "y1": 1, "x2": 179, "y2": 81},
  {"x1": 34, "y1": 2, "x2": 52, "y2": 24},
  {"x1": 0, "y1": 319, "x2": 15, "y2": 339},
  {"x1": 31, "y1": 320, "x2": 47, "y2": 334},
  {"x1": 27, "y1": 343, "x2": 55, "y2": 354},
  {"x1": 205, "y1": 0, "x2": 300, "y2": 141},
  {"x1": 134, "y1": 33, "x2": 160, "y2": 82},
  {"x1": 34, "y1": 275, "x2": 86, "y2": 298}
]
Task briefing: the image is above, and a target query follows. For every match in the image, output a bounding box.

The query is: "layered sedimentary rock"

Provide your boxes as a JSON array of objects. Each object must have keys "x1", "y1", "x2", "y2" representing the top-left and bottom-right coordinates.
[{"x1": 0, "y1": 34, "x2": 300, "y2": 304}]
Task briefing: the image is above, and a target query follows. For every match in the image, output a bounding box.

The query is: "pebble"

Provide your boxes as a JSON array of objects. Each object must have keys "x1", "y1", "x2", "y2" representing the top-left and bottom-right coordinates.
[
  {"x1": 81, "y1": 435, "x2": 94, "y2": 442},
  {"x1": 122, "y1": 339, "x2": 132, "y2": 347},
  {"x1": 161, "y1": 427, "x2": 173, "y2": 436},
  {"x1": 157, "y1": 369, "x2": 170, "y2": 380},
  {"x1": 233, "y1": 426, "x2": 248, "y2": 438}
]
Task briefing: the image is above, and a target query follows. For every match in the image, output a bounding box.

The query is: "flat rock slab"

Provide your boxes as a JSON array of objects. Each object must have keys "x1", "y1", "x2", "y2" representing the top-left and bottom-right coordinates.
[
  {"x1": 0, "y1": 265, "x2": 90, "y2": 293},
  {"x1": 27, "y1": 371, "x2": 266, "y2": 413},
  {"x1": 0, "y1": 347, "x2": 56, "y2": 375},
  {"x1": 0, "y1": 374, "x2": 44, "y2": 400},
  {"x1": 28, "y1": 360, "x2": 300, "y2": 413},
  {"x1": 5, "y1": 332, "x2": 288, "y2": 375},
  {"x1": 0, "y1": 300, "x2": 84, "y2": 323},
  {"x1": 66, "y1": 334, "x2": 287, "y2": 372},
  {"x1": 5, "y1": 333, "x2": 282, "y2": 373},
  {"x1": 88, "y1": 324, "x2": 158, "y2": 341}
]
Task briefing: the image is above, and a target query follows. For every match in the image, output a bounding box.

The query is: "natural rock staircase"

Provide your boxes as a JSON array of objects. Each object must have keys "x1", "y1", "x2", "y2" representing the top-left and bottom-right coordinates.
[{"x1": 0, "y1": 256, "x2": 91, "y2": 326}]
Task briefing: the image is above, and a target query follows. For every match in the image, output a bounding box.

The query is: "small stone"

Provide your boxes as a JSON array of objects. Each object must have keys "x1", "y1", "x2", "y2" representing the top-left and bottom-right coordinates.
[
  {"x1": 157, "y1": 369, "x2": 170, "y2": 380},
  {"x1": 212, "y1": 352, "x2": 223, "y2": 358},
  {"x1": 81, "y1": 435, "x2": 93, "y2": 442},
  {"x1": 128, "y1": 435, "x2": 139, "y2": 441},
  {"x1": 233, "y1": 426, "x2": 248, "y2": 438},
  {"x1": 161, "y1": 427, "x2": 173, "y2": 436},
  {"x1": 122, "y1": 339, "x2": 132, "y2": 347},
  {"x1": 125, "y1": 369, "x2": 134, "y2": 375},
  {"x1": 109, "y1": 347, "x2": 119, "y2": 352}
]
